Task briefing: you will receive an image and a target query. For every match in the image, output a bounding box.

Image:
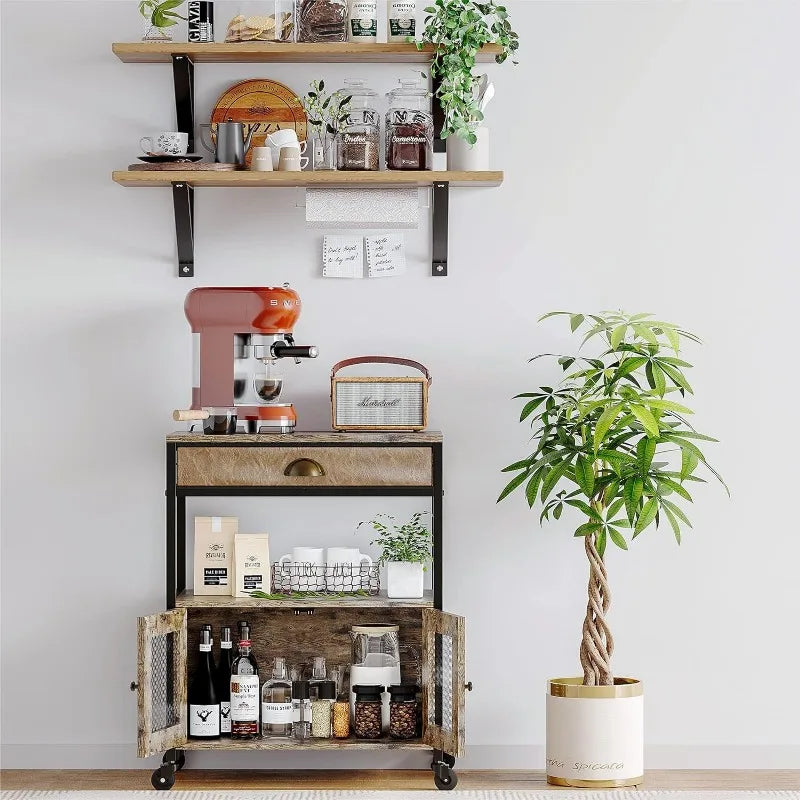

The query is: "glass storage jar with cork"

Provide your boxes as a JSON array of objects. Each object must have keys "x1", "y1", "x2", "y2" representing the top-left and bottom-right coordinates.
[
  {"x1": 337, "y1": 80, "x2": 380, "y2": 171},
  {"x1": 385, "y1": 78, "x2": 433, "y2": 171}
]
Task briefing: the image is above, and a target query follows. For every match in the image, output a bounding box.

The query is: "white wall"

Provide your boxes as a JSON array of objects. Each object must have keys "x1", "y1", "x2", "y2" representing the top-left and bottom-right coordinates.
[{"x1": 2, "y1": 0, "x2": 800, "y2": 771}]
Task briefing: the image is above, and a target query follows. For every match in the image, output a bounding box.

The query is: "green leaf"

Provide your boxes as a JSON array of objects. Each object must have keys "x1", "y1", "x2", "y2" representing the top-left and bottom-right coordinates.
[
  {"x1": 681, "y1": 449, "x2": 699, "y2": 480},
  {"x1": 645, "y1": 399, "x2": 694, "y2": 414},
  {"x1": 566, "y1": 498, "x2": 603, "y2": 522},
  {"x1": 610, "y1": 324, "x2": 627, "y2": 349},
  {"x1": 497, "y1": 470, "x2": 527, "y2": 502},
  {"x1": 661, "y1": 497, "x2": 693, "y2": 527},
  {"x1": 608, "y1": 527, "x2": 628, "y2": 550},
  {"x1": 525, "y1": 470, "x2": 543, "y2": 507},
  {"x1": 656, "y1": 475, "x2": 693, "y2": 501},
  {"x1": 664, "y1": 326, "x2": 680, "y2": 353},
  {"x1": 570, "y1": 314, "x2": 585, "y2": 332},
  {"x1": 607, "y1": 497, "x2": 625, "y2": 518},
  {"x1": 520, "y1": 396, "x2": 546, "y2": 421},
  {"x1": 630, "y1": 404, "x2": 660, "y2": 437},
  {"x1": 574, "y1": 521, "x2": 601, "y2": 537},
  {"x1": 663, "y1": 504, "x2": 682, "y2": 543},
  {"x1": 541, "y1": 461, "x2": 569, "y2": 503},
  {"x1": 634, "y1": 496, "x2": 659, "y2": 536},
  {"x1": 574, "y1": 456, "x2": 595, "y2": 497},
  {"x1": 502, "y1": 458, "x2": 532, "y2": 473},
  {"x1": 593, "y1": 404, "x2": 622, "y2": 452},
  {"x1": 624, "y1": 476, "x2": 644, "y2": 522},
  {"x1": 637, "y1": 436, "x2": 657, "y2": 474},
  {"x1": 596, "y1": 528, "x2": 607, "y2": 557},
  {"x1": 633, "y1": 323, "x2": 659, "y2": 346},
  {"x1": 603, "y1": 478, "x2": 620, "y2": 505},
  {"x1": 613, "y1": 356, "x2": 648, "y2": 381}
]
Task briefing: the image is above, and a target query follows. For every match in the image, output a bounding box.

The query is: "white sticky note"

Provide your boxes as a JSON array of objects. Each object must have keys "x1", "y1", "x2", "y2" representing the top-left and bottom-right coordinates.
[
  {"x1": 323, "y1": 235, "x2": 364, "y2": 278},
  {"x1": 366, "y1": 234, "x2": 406, "y2": 278}
]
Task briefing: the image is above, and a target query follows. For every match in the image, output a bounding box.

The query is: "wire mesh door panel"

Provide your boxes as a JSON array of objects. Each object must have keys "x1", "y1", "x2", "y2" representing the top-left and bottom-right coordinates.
[
  {"x1": 421, "y1": 608, "x2": 465, "y2": 758},
  {"x1": 137, "y1": 609, "x2": 187, "y2": 757}
]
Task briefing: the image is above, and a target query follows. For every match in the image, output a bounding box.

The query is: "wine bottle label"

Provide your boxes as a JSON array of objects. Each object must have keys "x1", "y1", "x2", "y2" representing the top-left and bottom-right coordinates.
[
  {"x1": 199, "y1": 643, "x2": 212, "y2": 652},
  {"x1": 189, "y1": 704, "x2": 220, "y2": 736},
  {"x1": 262, "y1": 701, "x2": 293, "y2": 724},
  {"x1": 220, "y1": 701, "x2": 231, "y2": 733},
  {"x1": 220, "y1": 641, "x2": 232, "y2": 649},
  {"x1": 230, "y1": 675, "x2": 259, "y2": 721}
]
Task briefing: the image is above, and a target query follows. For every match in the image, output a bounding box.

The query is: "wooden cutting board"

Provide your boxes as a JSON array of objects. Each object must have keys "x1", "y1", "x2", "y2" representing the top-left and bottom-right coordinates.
[
  {"x1": 128, "y1": 162, "x2": 241, "y2": 171},
  {"x1": 210, "y1": 78, "x2": 307, "y2": 167}
]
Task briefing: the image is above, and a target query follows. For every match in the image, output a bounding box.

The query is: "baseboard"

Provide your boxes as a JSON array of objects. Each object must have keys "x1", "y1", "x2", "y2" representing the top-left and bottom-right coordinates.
[{"x1": 2, "y1": 743, "x2": 798, "y2": 770}]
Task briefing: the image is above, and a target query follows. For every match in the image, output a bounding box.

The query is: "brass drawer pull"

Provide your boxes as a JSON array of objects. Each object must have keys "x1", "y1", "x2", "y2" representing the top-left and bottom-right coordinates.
[{"x1": 284, "y1": 458, "x2": 326, "y2": 477}]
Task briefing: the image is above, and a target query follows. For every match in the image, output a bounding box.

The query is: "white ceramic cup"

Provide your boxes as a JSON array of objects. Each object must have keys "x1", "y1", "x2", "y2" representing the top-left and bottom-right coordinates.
[
  {"x1": 326, "y1": 547, "x2": 372, "y2": 568},
  {"x1": 278, "y1": 546, "x2": 324, "y2": 590},
  {"x1": 326, "y1": 547, "x2": 373, "y2": 591},
  {"x1": 278, "y1": 144, "x2": 309, "y2": 171},
  {"x1": 250, "y1": 145, "x2": 274, "y2": 171},
  {"x1": 140, "y1": 131, "x2": 189, "y2": 156},
  {"x1": 267, "y1": 131, "x2": 306, "y2": 168}
]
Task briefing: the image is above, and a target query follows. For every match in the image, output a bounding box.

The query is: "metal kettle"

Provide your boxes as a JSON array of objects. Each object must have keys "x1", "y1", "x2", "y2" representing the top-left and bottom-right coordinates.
[{"x1": 200, "y1": 119, "x2": 255, "y2": 166}]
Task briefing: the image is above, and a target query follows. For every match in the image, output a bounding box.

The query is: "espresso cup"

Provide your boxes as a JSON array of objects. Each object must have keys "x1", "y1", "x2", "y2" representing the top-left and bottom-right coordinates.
[
  {"x1": 140, "y1": 131, "x2": 189, "y2": 156},
  {"x1": 278, "y1": 144, "x2": 309, "y2": 171},
  {"x1": 250, "y1": 145, "x2": 274, "y2": 171}
]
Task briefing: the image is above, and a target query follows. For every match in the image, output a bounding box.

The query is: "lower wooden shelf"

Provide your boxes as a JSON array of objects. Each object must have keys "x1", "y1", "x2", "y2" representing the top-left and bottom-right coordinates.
[
  {"x1": 176, "y1": 590, "x2": 434, "y2": 609},
  {"x1": 184, "y1": 736, "x2": 428, "y2": 750}
]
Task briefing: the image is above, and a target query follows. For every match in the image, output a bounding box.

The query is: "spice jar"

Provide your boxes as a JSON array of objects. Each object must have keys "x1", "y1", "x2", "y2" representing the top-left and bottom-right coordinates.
[
  {"x1": 291, "y1": 680, "x2": 311, "y2": 740},
  {"x1": 332, "y1": 696, "x2": 351, "y2": 738},
  {"x1": 311, "y1": 680, "x2": 336, "y2": 738},
  {"x1": 385, "y1": 79, "x2": 433, "y2": 171},
  {"x1": 337, "y1": 80, "x2": 380, "y2": 171},
  {"x1": 353, "y1": 684, "x2": 383, "y2": 739},
  {"x1": 297, "y1": 0, "x2": 347, "y2": 42},
  {"x1": 388, "y1": 684, "x2": 418, "y2": 739}
]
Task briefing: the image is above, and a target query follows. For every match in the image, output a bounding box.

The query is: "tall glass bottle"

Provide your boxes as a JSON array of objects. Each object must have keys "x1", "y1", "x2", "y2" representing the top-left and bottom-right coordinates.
[
  {"x1": 230, "y1": 623, "x2": 259, "y2": 739},
  {"x1": 308, "y1": 655, "x2": 327, "y2": 701},
  {"x1": 261, "y1": 657, "x2": 293, "y2": 738},
  {"x1": 215, "y1": 626, "x2": 234, "y2": 737},
  {"x1": 188, "y1": 626, "x2": 220, "y2": 740}
]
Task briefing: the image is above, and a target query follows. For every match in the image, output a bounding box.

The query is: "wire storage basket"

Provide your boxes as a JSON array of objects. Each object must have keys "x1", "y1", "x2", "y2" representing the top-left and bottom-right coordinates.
[{"x1": 271, "y1": 563, "x2": 380, "y2": 596}]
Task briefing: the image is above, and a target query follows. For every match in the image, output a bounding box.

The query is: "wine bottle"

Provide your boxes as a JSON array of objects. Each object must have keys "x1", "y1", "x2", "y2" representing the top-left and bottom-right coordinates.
[
  {"x1": 230, "y1": 623, "x2": 259, "y2": 739},
  {"x1": 215, "y1": 625, "x2": 234, "y2": 736},
  {"x1": 188, "y1": 625, "x2": 220, "y2": 739}
]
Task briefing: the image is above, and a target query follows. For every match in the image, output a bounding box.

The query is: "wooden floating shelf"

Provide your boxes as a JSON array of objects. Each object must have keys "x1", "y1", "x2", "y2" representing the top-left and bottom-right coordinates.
[
  {"x1": 176, "y1": 590, "x2": 434, "y2": 609},
  {"x1": 183, "y1": 736, "x2": 428, "y2": 750},
  {"x1": 112, "y1": 41, "x2": 503, "y2": 64},
  {"x1": 112, "y1": 169, "x2": 503, "y2": 189}
]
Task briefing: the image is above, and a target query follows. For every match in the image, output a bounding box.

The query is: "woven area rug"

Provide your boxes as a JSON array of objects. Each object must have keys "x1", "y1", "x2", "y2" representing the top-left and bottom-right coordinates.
[{"x1": 2, "y1": 791, "x2": 798, "y2": 799}]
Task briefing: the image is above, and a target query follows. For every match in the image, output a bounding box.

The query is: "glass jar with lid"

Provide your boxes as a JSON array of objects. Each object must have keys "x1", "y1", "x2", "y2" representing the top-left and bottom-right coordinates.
[
  {"x1": 388, "y1": 684, "x2": 418, "y2": 739},
  {"x1": 353, "y1": 684, "x2": 383, "y2": 739},
  {"x1": 336, "y1": 80, "x2": 380, "y2": 171},
  {"x1": 297, "y1": 0, "x2": 347, "y2": 42},
  {"x1": 224, "y1": 1, "x2": 295, "y2": 42},
  {"x1": 385, "y1": 79, "x2": 433, "y2": 171}
]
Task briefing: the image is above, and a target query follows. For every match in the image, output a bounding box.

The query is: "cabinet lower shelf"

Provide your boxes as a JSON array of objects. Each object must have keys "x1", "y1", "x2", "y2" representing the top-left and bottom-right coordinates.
[
  {"x1": 184, "y1": 736, "x2": 428, "y2": 750},
  {"x1": 176, "y1": 590, "x2": 434, "y2": 609}
]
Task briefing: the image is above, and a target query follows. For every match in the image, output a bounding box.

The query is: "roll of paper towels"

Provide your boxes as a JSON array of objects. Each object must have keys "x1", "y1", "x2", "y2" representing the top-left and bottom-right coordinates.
[{"x1": 306, "y1": 188, "x2": 419, "y2": 228}]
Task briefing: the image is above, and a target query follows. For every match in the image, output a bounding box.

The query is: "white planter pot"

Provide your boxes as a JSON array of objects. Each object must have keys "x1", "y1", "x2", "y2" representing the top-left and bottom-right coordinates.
[
  {"x1": 546, "y1": 677, "x2": 643, "y2": 788},
  {"x1": 446, "y1": 126, "x2": 490, "y2": 171},
  {"x1": 386, "y1": 562, "x2": 424, "y2": 598}
]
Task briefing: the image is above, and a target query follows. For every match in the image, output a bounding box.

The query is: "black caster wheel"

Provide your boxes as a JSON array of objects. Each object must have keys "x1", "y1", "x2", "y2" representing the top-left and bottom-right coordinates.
[
  {"x1": 151, "y1": 765, "x2": 175, "y2": 790},
  {"x1": 164, "y1": 748, "x2": 186, "y2": 772},
  {"x1": 430, "y1": 752, "x2": 455, "y2": 769},
  {"x1": 433, "y1": 765, "x2": 458, "y2": 790}
]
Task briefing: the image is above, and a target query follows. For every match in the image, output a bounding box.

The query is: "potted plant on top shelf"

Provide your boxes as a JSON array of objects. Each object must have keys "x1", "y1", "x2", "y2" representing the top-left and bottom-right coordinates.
[
  {"x1": 139, "y1": 0, "x2": 186, "y2": 41},
  {"x1": 419, "y1": 0, "x2": 518, "y2": 170},
  {"x1": 498, "y1": 311, "x2": 727, "y2": 788},
  {"x1": 359, "y1": 512, "x2": 432, "y2": 599}
]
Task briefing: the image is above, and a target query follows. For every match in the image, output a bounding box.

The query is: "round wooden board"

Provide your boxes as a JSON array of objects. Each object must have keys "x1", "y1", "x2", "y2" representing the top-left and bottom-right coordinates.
[
  {"x1": 128, "y1": 162, "x2": 241, "y2": 171},
  {"x1": 210, "y1": 78, "x2": 307, "y2": 167}
]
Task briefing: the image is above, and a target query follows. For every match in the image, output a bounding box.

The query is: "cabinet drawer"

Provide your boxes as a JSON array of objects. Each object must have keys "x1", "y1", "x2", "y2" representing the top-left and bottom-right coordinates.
[{"x1": 176, "y1": 446, "x2": 432, "y2": 487}]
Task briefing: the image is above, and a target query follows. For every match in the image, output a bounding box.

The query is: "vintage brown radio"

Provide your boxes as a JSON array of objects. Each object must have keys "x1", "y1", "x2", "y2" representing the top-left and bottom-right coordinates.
[{"x1": 331, "y1": 356, "x2": 431, "y2": 431}]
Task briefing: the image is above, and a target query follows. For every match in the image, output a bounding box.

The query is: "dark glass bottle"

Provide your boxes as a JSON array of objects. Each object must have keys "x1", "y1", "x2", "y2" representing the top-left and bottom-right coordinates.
[
  {"x1": 188, "y1": 626, "x2": 220, "y2": 739},
  {"x1": 215, "y1": 626, "x2": 234, "y2": 736},
  {"x1": 230, "y1": 623, "x2": 259, "y2": 739}
]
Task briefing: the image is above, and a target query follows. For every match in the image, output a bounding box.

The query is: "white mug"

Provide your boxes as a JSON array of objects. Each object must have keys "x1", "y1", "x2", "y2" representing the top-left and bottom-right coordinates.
[
  {"x1": 250, "y1": 145, "x2": 274, "y2": 171},
  {"x1": 278, "y1": 144, "x2": 309, "y2": 171},
  {"x1": 278, "y1": 546, "x2": 324, "y2": 590},
  {"x1": 267, "y1": 132, "x2": 306, "y2": 168},
  {"x1": 326, "y1": 547, "x2": 372, "y2": 568},
  {"x1": 140, "y1": 131, "x2": 189, "y2": 156},
  {"x1": 326, "y1": 547, "x2": 373, "y2": 592}
]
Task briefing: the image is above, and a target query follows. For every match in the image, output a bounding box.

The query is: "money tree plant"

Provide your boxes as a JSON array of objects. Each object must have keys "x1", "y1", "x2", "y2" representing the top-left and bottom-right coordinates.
[
  {"x1": 498, "y1": 312, "x2": 727, "y2": 686},
  {"x1": 139, "y1": 0, "x2": 186, "y2": 39}
]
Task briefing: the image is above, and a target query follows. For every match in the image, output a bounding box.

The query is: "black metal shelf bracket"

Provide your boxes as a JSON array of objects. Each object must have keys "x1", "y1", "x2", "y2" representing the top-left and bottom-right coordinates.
[
  {"x1": 432, "y1": 181, "x2": 449, "y2": 277},
  {"x1": 172, "y1": 54, "x2": 195, "y2": 152},
  {"x1": 172, "y1": 182, "x2": 194, "y2": 278}
]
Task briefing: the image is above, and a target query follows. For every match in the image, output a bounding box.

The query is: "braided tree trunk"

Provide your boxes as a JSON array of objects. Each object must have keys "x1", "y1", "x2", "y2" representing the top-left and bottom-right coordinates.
[{"x1": 579, "y1": 532, "x2": 614, "y2": 686}]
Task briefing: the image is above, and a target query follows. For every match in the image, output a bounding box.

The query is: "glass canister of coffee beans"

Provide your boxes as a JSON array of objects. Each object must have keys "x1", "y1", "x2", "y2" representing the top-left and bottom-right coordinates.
[
  {"x1": 385, "y1": 78, "x2": 433, "y2": 171},
  {"x1": 388, "y1": 684, "x2": 418, "y2": 739},
  {"x1": 353, "y1": 684, "x2": 383, "y2": 739},
  {"x1": 336, "y1": 80, "x2": 380, "y2": 171}
]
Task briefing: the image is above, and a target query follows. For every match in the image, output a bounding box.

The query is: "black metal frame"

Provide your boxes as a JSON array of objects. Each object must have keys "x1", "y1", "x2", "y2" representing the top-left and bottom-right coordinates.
[{"x1": 432, "y1": 182, "x2": 449, "y2": 278}]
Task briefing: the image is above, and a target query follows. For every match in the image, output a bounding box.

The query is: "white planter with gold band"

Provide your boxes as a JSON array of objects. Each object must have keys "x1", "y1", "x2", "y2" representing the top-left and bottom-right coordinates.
[{"x1": 546, "y1": 677, "x2": 643, "y2": 788}]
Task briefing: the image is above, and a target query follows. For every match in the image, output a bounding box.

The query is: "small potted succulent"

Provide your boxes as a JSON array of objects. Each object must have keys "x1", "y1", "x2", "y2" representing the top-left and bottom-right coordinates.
[
  {"x1": 419, "y1": 0, "x2": 518, "y2": 169},
  {"x1": 302, "y1": 80, "x2": 352, "y2": 171},
  {"x1": 358, "y1": 512, "x2": 431, "y2": 598},
  {"x1": 139, "y1": 0, "x2": 186, "y2": 41}
]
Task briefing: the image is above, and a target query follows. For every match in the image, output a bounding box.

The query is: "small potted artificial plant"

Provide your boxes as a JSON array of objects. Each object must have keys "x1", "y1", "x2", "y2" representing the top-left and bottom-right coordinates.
[
  {"x1": 420, "y1": 0, "x2": 518, "y2": 170},
  {"x1": 302, "y1": 80, "x2": 352, "y2": 171},
  {"x1": 499, "y1": 311, "x2": 726, "y2": 788},
  {"x1": 139, "y1": 0, "x2": 186, "y2": 41},
  {"x1": 359, "y1": 512, "x2": 432, "y2": 599}
]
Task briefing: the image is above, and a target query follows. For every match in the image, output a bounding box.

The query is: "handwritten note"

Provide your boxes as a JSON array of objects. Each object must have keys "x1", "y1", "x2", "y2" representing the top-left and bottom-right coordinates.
[
  {"x1": 322, "y1": 235, "x2": 364, "y2": 278},
  {"x1": 366, "y1": 234, "x2": 406, "y2": 278}
]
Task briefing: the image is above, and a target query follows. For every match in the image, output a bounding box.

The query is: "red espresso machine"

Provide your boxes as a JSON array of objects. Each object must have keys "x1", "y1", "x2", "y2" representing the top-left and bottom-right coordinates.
[{"x1": 185, "y1": 286, "x2": 318, "y2": 433}]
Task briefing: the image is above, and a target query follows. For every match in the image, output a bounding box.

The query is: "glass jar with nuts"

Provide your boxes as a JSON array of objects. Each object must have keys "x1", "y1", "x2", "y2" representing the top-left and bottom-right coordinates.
[{"x1": 225, "y1": 1, "x2": 295, "y2": 42}]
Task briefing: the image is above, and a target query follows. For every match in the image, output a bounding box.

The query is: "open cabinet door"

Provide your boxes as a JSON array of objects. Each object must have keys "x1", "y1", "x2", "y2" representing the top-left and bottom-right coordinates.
[
  {"x1": 137, "y1": 609, "x2": 187, "y2": 758},
  {"x1": 421, "y1": 608, "x2": 466, "y2": 758}
]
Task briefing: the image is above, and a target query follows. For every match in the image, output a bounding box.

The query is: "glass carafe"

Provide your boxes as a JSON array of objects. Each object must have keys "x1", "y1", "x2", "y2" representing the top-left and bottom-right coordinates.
[
  {"x1": 254, "y1": 359, "x2": 283, "y2": 404},
  {"x1": 350, "y1": 624, "x2": 401, "y2": 732},
  {"x1": 337, "y1": 80, "x2": 380, "y2": 171},
  {"x1": 385, "y1": 79, "x2": 433, "y2": 171}
]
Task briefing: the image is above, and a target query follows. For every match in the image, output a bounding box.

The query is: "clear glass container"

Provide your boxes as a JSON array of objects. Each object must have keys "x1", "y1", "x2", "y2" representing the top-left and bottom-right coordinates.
[
  {"x1": 253, "y1": 359, "x2": 283, "y2": 404},
  {"x1": 297, "y1": 0, "x2": 347, "y2": 42},
  {"x1": 332, "y1": 697, "x2": 351, "y2": 738},
  {"x1": 353, "y1": 685, "x2": 383, "y2": 739},
  {"x1": 311, "y1": 133, "x2": 337, "y2": 170},
  {"x1": 311, "y1": 681, "x2": 336, "y2": 738},
  {"x1": 224, "y1": 1, "x2": 295, "y2": 42},
  {"x1": 308, "y1": 655, "x2": 327, "y2": 701},
  {"x1": 388, "y1": 684, "x2": 418, "y2": 739},
  {"x1": 261, "y1": 657, "x2": 293, "y2": 738},
  {"x1": 291, "y1": 680, "x2": 311, "y2": 739},
  {"x1": 336, "y1": 80, "x2": 380, "y2": 171},
  {"x1": 385, "y1": 79, "x2": 433, "y2": 171}
]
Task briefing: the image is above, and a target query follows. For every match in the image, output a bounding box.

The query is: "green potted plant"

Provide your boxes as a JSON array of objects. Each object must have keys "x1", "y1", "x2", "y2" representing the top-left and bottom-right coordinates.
[
  {"x1": 358, "y1": 512, "x2": 432, "y2": 598},
  {"x1": 139, "y1": 0, "x2": 186, "y2": 41},
  {"x1": 498, "y1": 311, "x2": 727, "y2": 788},
  {"x1": 419, "y1": 0, "x2": 518, "y2": 169},
  {"x1": 302, "y1": 80, "x2": 352, "y2": 171}
]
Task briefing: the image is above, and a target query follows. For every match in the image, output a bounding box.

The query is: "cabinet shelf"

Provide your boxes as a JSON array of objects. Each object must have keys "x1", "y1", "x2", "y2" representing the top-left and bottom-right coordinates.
[
  {"x1": 184, "y1": 736, "x2": 428, "y2": 750},
  {"x1": 176, "y1": 589, "x2": 434, "y2": 609},
  {"x1": 112, "y1": 41, "x2": 503, "y2": 64}
]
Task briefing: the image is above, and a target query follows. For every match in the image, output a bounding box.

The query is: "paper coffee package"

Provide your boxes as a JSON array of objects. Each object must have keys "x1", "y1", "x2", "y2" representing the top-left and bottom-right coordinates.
[
  {"x1": 194, "y1": 516, "x2": 238, "y2": 596},
  {"x1": 234, "y1": 533, "x2": 271, "y2": 597}
]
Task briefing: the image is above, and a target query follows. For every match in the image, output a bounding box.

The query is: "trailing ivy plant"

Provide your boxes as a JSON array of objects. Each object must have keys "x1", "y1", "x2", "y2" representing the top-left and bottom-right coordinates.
[
  {"x1": 498, "y1": 312, "x2": 727, "y2": 687},
  {"x1": 358, "y1": 512, "x2": 432, "y2": 567},
  {"x1": 139, "y1": 0, "x2": 186, "y2": 31},
  {"x1": 420, "y1": 0, "x2": 518, "y2": 143},
  {"x1": 302, "y1": 80, "x2": 352, "y2": 139}
]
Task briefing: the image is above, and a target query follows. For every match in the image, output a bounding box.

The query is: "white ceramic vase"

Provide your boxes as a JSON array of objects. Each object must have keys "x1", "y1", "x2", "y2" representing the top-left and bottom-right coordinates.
[
  {"x1": 446, "y1": 126, "x2": 490, "y2": 171},
  {"x1": 386, "y1": 562, "x2": 424, "y2": 598},
  {"x1": 546, "y1": 677, "x2": 644, "y2": 788}
]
